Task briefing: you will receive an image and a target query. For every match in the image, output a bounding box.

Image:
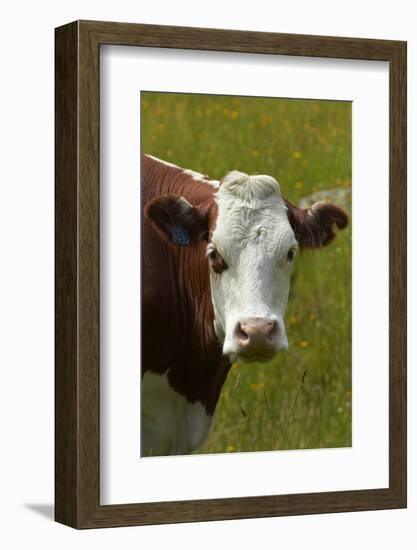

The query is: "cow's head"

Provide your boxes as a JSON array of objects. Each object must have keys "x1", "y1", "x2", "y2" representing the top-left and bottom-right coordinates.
[{"x1": 145, "y1": 171, "x2": 348, "y2": 363}]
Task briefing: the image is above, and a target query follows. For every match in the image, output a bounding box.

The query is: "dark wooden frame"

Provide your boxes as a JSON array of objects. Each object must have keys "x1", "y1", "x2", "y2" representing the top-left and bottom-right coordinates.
[{"x1": 55, "y1": 20, "x2": 407, "y2": 529}]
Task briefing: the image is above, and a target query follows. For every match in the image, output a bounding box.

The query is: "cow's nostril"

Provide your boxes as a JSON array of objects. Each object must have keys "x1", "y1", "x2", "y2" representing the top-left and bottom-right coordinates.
[
  {"x1": 235, "y1": 322, "x2": 249, "y2": 341},
  {"x1": 266, "y1": 320, "x2": 279, "y2": 342}
]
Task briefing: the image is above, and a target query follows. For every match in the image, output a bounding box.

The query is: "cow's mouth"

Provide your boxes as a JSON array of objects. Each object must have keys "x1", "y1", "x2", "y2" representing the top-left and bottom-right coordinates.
[{"x1": 235, "y1": 351, "x2": 278, "y2": 364}]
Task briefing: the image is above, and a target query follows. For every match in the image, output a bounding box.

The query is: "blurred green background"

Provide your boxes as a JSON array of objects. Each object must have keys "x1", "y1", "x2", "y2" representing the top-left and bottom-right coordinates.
[{"x1": 141, "y1": 92, "x2": 352, "y2": 453}]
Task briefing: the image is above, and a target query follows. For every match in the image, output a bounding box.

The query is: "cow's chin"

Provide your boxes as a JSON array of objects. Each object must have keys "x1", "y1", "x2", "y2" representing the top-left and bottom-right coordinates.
[{"x1": 228, "y1": 350, "x2": 279, "y2": 365}]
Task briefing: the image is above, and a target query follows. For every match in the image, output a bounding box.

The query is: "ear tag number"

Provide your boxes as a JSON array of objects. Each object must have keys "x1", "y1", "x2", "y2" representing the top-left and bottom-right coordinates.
[{"x1": 171, "y1": 225, "x2": 190, "y2": 245}]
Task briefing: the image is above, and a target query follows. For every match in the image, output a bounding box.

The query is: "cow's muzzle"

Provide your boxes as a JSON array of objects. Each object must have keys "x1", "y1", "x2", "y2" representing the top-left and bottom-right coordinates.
[{"x1": 233, "y1": 317, "x2": 282, "y2": 362}]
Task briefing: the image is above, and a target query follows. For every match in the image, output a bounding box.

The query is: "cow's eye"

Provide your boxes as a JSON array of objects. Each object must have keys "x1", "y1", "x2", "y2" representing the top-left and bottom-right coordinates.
[
  {"x1": 287, "y1": 247, "x2": 296, "y2": 262},
  {"x1": 208, "y1": 247, "x2": 228, "y2": 274}
]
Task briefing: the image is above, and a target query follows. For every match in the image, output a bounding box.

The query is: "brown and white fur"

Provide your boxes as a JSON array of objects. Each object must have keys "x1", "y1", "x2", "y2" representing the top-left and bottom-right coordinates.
[{"x1": 141, "y1": 154, "x2": 348, "y2": 456}]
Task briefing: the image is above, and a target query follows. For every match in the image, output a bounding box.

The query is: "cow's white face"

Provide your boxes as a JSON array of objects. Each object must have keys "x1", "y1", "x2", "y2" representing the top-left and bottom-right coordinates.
[{"x1": 208, "y1": 171, "x2": 297, "y2": 362}]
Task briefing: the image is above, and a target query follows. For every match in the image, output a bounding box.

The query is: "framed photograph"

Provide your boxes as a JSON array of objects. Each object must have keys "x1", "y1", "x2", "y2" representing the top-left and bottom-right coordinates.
[{"x1": 55, "y1": 20, "x2": 406, "y2": 528}]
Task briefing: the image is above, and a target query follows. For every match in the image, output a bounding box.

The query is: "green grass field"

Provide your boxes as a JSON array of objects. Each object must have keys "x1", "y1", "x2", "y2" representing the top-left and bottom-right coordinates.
[{"x1": 141, "y1": 91, "x2": 352, "y2": 453}]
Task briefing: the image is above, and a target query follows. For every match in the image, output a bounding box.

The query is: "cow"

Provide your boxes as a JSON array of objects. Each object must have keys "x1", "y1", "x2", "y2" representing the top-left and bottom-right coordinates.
[{"x1": 141, "y1": 153, "x2": 348, "y2": 456}]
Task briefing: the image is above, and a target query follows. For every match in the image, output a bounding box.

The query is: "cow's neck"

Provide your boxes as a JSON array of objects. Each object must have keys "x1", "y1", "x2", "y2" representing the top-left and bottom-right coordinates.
[{"x1": 164, "y1": 243, "x2": 231, "y2": 415}]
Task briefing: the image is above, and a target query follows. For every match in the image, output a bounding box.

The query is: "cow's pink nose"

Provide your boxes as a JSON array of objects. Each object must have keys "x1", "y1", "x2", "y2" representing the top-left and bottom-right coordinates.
[{"x1": 234, "y1": 317, "x2": 279, "y2": 359}]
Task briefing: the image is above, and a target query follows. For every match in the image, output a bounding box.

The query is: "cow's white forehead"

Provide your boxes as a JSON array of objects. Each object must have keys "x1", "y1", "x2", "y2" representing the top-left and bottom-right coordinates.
[
  {"x1": 212, "y1": 171, "x2": 296, "y2": 255},
  {"x1": 220, "y1": 170, "x2": 283, "y2": 201}
]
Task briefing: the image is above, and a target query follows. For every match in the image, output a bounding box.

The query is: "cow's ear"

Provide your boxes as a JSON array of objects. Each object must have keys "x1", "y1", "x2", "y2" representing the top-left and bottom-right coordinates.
[
  {"x1": 285, "y1": 199, "x2": 348, "y2": 248},
  {"x1": 145, "y1": 195, "x2": 211, "y2": 245}
]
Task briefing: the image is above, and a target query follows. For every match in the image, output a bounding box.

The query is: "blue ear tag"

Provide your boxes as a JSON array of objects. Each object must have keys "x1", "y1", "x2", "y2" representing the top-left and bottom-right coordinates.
[{"x1": 171, "y1": 224, "x2": 190, "y2": 245}]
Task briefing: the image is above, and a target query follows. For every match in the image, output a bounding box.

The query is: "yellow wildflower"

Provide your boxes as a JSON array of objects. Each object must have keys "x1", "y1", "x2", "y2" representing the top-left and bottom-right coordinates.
[
  {"x1": 300, "y1": 340, "x2": 308, "y2": 349},
  {"x1": 292, "y1": 151, "x2": 302, "y2": 160},
  {"x1": 260, "y1": 114, "x2": 271, "y2": 127},
  {"x1": 250, "y1": 382, "x2": 265, "y2": 390}
]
